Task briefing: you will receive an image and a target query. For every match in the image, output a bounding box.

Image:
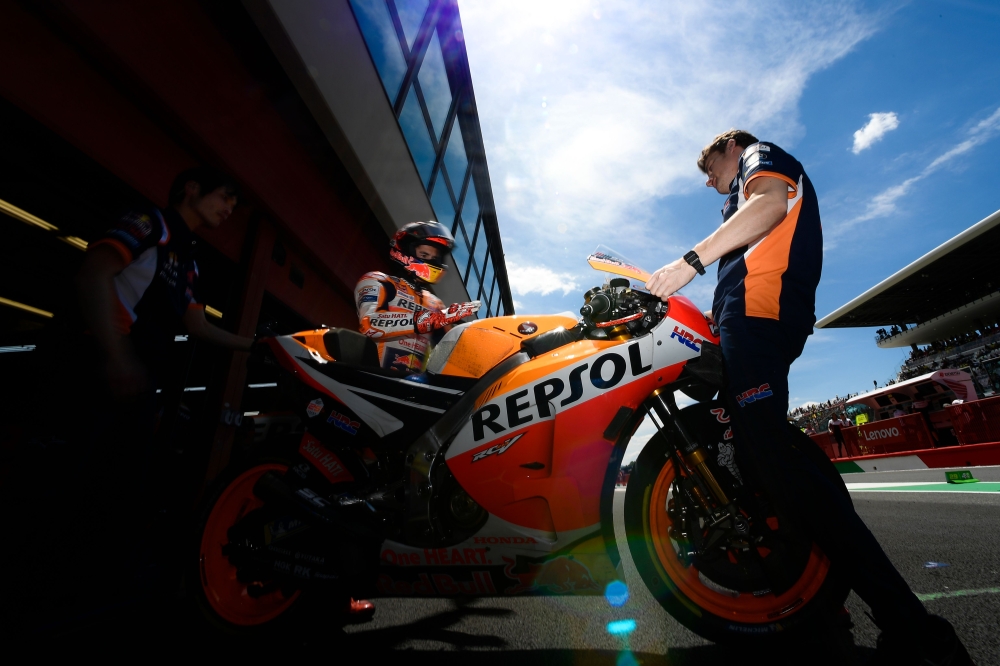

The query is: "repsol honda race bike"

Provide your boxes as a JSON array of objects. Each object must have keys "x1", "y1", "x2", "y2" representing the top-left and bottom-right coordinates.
[{"x1": 193, "y1": 247, "x2": 848, "y2": 643}]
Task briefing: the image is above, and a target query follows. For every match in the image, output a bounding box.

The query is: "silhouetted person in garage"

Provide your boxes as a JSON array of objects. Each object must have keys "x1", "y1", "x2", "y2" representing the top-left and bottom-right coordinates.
[
  {"x1": 10, "y1": 167, "x2": 254, "y2": 628},
  {"x1": 79, "y1": 166, "x2": 252, "y2": 398}
]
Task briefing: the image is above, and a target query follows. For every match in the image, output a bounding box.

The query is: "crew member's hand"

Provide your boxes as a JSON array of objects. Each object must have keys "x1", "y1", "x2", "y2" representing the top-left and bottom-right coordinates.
[
  {"x1": 645, "y1": 258, "x2": 697, "y2": 300},
  {"x1": 415, "y1": 300, "x2": 481, "y2": 333},
  {"x1": 106, "y1": 346, "x2": 148, "y2": 399}
]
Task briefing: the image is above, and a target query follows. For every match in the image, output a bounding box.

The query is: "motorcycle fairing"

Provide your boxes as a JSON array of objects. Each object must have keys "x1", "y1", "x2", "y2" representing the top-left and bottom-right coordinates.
[
  {"x1": 265, "y1": 335, "x2": 469, "y2": 446},
  {"x1": 444, "y1": 317, "x2": 703, "y2": 538},
  {"x1": 428, "y1": 314, "x2": 578, "y2": 379},
  {"x1": 375, "y1": 529, "x2": 618, "y2": 596},
  {"x1": 260, "y1": 288, "x2": 718, "y2": 597},
  {"x1": 267, "y1": 336, "x2": 403, "y2": 437}
]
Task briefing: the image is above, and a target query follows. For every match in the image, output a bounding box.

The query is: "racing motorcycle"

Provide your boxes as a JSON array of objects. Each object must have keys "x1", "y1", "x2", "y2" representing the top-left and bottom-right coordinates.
[{"x1": 194, "y1": 247, "x2": 848, "y2": 642}]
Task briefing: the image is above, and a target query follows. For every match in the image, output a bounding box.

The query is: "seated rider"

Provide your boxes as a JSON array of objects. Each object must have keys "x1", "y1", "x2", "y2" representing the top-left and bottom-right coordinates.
[{"x1": 356, "y1": 221, "x2": 480, "y2": 373}]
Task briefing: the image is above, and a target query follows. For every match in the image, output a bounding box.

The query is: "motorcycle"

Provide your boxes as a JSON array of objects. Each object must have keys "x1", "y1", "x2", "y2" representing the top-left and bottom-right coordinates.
[{"x1": 193, "y1": 247, "x2": 848, "y2": 642}]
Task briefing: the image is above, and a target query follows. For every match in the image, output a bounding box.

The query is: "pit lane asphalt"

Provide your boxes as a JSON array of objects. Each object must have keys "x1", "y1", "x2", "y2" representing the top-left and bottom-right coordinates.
[
  {"x1": 38, "y1": 467, "x2": 1000, "y2": 664},
  {"x1": 331, "y1": 466, "x2": 1000, "y2": 665}
]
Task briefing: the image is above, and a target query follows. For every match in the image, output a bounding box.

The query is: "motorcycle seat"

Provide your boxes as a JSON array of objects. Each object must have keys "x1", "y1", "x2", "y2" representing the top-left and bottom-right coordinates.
[{"x1": 322, "y1": 328, "x2": 380, "y2": 367}]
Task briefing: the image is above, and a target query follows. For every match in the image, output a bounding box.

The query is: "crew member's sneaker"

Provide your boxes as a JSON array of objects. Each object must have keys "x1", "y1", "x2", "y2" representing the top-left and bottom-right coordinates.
[{"x1": 869, "y1": 615, "x2": 975, "y2": 665}]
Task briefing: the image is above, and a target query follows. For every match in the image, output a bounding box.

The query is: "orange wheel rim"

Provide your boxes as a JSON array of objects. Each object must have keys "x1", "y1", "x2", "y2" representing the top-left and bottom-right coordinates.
[
  {"x1": 646, "y1": 458, "x2": 829, "y2": 623},
  {"x1": 199, "y1": 463, "x2": 301, "y2": 626}
]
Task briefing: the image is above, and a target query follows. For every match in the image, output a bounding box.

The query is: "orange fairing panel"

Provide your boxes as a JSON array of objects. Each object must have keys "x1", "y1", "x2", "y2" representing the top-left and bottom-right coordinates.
[
  {"x1": 445, "y1": 334, "x2": 676, "y2": 534},
  {"x1": 432, "y1": 315, "x2": 577, "y2": 379},
  {"x1": 444, "y1": 295, "x2": 716, "y2": 537},
  {"x1": 289, "y1": 330, "x2": 337, "y2": 361}
]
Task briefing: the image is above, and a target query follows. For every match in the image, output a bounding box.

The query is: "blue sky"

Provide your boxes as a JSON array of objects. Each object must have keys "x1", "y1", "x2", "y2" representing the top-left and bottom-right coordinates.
[{"x1": 460, "y1": 0, "x2": 1000, "y2": 424}]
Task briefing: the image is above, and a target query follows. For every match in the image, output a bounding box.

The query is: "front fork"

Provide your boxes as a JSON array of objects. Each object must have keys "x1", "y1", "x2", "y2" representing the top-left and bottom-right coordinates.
[{"x1": 644, "y1": 390, "x2": 750, "y2": 547}]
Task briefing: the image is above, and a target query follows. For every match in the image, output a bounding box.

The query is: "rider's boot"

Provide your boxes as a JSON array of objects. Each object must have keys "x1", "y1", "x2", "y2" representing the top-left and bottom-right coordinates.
[
  {"x1": 346, "y1": 597, "x2": 375, "y2": 623},
  {"x1": 869, "y1": 615, "x2": 975, "y2": 665}
]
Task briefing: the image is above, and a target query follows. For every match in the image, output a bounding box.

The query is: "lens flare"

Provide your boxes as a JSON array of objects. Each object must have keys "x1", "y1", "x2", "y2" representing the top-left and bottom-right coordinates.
[
  {"x1": 606, "y1": 619, "x2": 636, "y2": 636},
  {"x1": 616, "y1": 652, "x2": 639, "y2": 666},
  {"x1": 605, "y1": 580, "x2": 629, "y2": 607}
]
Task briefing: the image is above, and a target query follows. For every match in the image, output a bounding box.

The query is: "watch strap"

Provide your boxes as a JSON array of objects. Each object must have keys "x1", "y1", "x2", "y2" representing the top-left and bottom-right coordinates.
[{"x1": 683, "y1": 250, "x2": 706, "y2": 276}]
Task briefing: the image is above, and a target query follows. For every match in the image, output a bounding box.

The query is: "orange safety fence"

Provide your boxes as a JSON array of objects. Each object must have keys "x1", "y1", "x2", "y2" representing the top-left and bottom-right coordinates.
[
  {"x1": 811, "y1": 413, "x2": 936, "y2": 459},
  {"x1": 946, "y1": 395, "x2": 1000, "y2": 445}
]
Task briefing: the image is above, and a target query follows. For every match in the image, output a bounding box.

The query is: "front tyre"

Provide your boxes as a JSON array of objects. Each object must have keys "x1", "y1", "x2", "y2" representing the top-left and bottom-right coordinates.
[
  {"x1": 193, "y1": 462, "x2": 301, "y2": 631},
  {"x1": 623, "y1": 433, "x2": 848, "y2": 644}
]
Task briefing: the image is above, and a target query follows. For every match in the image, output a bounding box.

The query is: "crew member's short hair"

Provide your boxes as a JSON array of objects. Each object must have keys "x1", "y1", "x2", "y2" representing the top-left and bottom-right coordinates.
[
  {"x1": 168, "y1": 166, "x2": 240, "y2": 205},
  {"x1": 697, "y1": 129, "x2": 759, "y2": 173}
]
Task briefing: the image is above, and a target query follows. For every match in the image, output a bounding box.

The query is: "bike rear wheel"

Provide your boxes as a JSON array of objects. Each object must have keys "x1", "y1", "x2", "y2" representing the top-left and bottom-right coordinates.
[
  {"x1": 624, "y1": 432, "x2": 849, "y2": 644},
  {"x1": 193, "y1": 462, "x2": 301, "y2": 631}
]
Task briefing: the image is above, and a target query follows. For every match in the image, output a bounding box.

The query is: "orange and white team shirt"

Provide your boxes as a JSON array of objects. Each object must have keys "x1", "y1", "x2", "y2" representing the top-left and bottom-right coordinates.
[
  {"x1": 355, "y1": 271, "x2": 445, "y2": 372},
  {"x1": 712, "y1": 142, "x2": 823, "y2": 332}
]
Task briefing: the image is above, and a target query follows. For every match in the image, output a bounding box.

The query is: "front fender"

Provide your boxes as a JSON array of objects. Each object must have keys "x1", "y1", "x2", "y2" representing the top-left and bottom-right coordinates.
[{"x1": 598, "y1": 408, "x2": 648, "y2": 578}]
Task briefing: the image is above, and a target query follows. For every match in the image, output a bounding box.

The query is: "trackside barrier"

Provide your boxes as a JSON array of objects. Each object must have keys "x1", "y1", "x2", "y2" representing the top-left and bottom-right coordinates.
[
  {"x1": 811, "y1": 414, "x2": 935, "y2": 459},
  {"x1": 946, "y1": 395, "x2": 1000, "y2": 445}
]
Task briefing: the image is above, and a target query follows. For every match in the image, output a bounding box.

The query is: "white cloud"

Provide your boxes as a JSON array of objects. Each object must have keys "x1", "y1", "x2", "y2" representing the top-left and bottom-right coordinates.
[
  {"x1": 506, "y1": 259, "x2": 580, "y2": 296},
  {"x1": 852, "y1": 112, "x2": 899, "y2": 153},
  {"x1": 461, "y1": 0, "x2": 880, "y2": 273},
  {"x1": 842, "y1": 105, "x2": 1000, "y2": 228}
]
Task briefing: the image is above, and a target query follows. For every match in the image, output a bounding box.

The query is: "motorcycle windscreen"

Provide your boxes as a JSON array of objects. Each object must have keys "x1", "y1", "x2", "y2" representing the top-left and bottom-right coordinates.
[{"x1": 587, "y1": 245, "x2": 651, "y2": 287}]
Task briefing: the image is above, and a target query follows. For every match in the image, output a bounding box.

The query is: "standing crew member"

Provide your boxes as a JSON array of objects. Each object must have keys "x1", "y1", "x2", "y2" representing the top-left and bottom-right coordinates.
[
  {"x1": 645, "y1": 130, "x2": 973, "y2": 664},
  {"x1": 356, "y1": 221, "x2": 480, "y2": 374},
  {"x1": 79, "y1": 166, "x2": 253, "y2": 396},
  {"x1": 20, "y1": 167, "x2": 255, "y2": 623}
]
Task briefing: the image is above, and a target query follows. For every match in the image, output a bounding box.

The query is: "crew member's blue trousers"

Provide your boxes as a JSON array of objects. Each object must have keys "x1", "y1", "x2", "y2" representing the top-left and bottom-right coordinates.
[{"x1": 719, "y1": 315, "x2": 927, "y2": 632}]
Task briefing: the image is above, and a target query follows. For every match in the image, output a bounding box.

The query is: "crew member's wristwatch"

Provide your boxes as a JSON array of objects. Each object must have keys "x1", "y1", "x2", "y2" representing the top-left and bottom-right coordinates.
[{"x1": 683, "y1": 250, "x2": 706, "y2": 276}]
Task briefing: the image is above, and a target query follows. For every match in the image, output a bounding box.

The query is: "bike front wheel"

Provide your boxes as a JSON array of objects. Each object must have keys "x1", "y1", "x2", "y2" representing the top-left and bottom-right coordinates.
[{"x1": 623, "y1": 432, "x2": 849, "y2": 644}]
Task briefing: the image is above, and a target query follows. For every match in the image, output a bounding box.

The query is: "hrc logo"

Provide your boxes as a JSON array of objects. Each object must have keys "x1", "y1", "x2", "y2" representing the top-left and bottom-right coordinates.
[
  {"x1": 670, "y1": 326, "x2": 703, "y2": 352},
  {"x1": 326, "y1": 409, "x2": 361, "y2": 435},
  {"x1": 736, "y1": 383, "x2": 773, "y2": 407}
]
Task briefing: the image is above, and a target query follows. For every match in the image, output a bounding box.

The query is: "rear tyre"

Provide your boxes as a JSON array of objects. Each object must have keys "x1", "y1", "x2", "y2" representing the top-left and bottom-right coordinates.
[
  {"x1": 191, "y1": 462, "x2": 302, "y2": 633},
  {"x1": 624, "y1": 431, "x2": 849, "y2": 645}
]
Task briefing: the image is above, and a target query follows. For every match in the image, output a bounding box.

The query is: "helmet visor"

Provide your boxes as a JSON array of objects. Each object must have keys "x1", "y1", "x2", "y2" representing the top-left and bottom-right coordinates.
[{"x1": 409, "y1": 261, "x2": 446, "y2": 284}]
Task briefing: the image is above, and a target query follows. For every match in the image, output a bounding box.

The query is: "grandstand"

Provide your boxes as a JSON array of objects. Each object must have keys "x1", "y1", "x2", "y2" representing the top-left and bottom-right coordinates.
[{"x1": 818, "y1": 208, "x2": 1000, "y2": 399}]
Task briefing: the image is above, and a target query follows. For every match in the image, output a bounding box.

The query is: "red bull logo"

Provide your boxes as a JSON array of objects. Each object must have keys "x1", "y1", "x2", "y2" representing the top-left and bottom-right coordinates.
[
  {"x1": 392, "y1": 352, "x2": 423, "y2": 370},
  {"x1": 502, "y1": 556, "x2": 600, "y2": 594}
]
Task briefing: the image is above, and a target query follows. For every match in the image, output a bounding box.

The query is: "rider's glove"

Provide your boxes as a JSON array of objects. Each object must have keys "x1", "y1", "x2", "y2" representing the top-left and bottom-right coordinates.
[{"x1": 415, "y1": 301, "x2": 481, "y2": 333}]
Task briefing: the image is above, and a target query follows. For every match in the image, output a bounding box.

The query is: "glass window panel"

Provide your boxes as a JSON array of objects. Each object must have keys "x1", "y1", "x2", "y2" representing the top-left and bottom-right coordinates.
[
  {"x1": 472, "y1": 221, "x2": 489, "y2": 278},
  {"x1": 430, "y1": 179, "x2": 455, "y2": 229},
  {"x1": 394, "y1": 0, "x2": 428, "y2": 49},
  {"x1": 466, "y1": 263, "x2": 481, "y2": 303},
  {"x1": 349, "y1": 0, "x2": 407, "y2": 100},
  {"x1": 460, "y1": 180, "x2": 479, "y2": 222},
  {"x1": 482, "y1": 257, "x2": 495, "y2": 306},
  {"x1": 443, "y1": 123, "x2": 468, "y2": 192},
  {"x1": 416, "y1": 30, "x2": 452, "y2": 140},
  {"x1": 450, "y1": 219, "x2": 471, "y2": 281},
  {"x1": 398, "y1": 86, "x2": 435, "y2": 187}
]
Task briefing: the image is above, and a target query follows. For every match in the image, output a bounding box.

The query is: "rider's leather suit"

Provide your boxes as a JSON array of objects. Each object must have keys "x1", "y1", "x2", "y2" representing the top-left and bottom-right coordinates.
[{"x1": 355, "y1": 271, "x2": 445, "y2": 372}]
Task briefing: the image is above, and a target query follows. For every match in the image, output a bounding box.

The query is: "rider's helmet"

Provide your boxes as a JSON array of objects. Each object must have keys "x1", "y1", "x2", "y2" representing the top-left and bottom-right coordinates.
[{"x1": 389, "y1": 221, "x2": 456, "y2": 285}]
